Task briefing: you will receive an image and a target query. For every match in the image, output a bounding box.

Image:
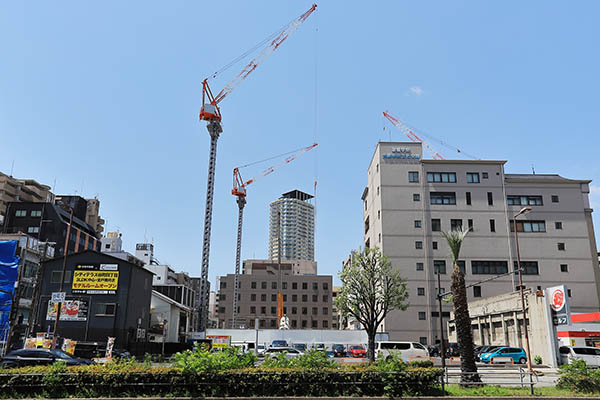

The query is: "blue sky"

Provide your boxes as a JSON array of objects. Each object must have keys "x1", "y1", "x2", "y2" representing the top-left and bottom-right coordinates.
[{"x1": 1, "y1": 1, "x2": 599, "y2": 286}]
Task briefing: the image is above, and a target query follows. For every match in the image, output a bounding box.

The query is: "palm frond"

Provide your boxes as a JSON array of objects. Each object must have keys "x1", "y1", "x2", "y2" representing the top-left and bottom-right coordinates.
[{"x1": 442, "y1": 228, "x2": 470, "y2": 263}]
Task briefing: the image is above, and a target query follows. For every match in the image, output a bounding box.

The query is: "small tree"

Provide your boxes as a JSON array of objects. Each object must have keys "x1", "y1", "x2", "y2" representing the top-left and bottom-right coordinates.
[
  {"x1": 442, "y1": 229, "x2": 480, "y2": 384},
  {"x1": 335, "y1": 247, "x2": 409, "y2": 361}
]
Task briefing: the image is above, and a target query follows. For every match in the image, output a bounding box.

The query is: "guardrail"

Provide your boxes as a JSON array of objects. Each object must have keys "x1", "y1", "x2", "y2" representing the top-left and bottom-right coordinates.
[
  {"x1": 490, "y1": 356, "x2": 514, "y2": 364},
  {"x1": 409, "y1": 356, "x2": 434, "y2": 362},
  {"x1": 443, "y1": 367, "x2": 537, "y2": 395}
]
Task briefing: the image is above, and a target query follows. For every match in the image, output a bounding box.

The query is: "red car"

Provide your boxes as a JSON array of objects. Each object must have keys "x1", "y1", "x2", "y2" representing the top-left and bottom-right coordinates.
[{"x1": 348, "y1": 345, "x2": 366, "y2": 358}]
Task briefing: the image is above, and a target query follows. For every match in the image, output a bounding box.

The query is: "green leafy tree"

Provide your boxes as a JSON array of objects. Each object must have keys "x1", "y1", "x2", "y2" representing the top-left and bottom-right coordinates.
[
  {"x1": 335, "y1": 247, "x2": 409, "y2": 361},
  {"x1": 442, "y1": 229, "x2": 480, "y2": 384}
]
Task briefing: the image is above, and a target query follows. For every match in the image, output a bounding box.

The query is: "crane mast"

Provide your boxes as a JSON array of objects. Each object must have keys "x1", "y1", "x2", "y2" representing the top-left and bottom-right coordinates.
[
  {"x1": 230, "y1": 143, "x2": 318, "y2": 328},
  {"x1": 196, "y1": 5, "x2": 317, "y2": 332}
]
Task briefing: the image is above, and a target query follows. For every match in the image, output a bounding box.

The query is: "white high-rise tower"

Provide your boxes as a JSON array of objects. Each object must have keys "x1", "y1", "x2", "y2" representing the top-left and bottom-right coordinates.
[{"x1": 269, "y1": 190, "x2": 315, "y2": 261}]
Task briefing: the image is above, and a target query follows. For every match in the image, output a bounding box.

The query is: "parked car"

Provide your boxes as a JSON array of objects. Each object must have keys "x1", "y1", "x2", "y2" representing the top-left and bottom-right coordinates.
[
  {"x1": 0, "y1": 348, "x2": 94, "y2": 368},
  {"x1": 475, "y1": 346, "x2": 501, "y2": 361},
  {"x1": 292, "y1": 343, "x2": 307, "y2": 352},
  {"x1": 479, "y1": 347, "x2": 527, "y2": 364},
  {"x1": 256, "y1": 344, "x2": 266, "y2": 355},
  {"x1": 263, "y1": 347, "x2": 302, "y2": 359},
  {"x1": 332, "y1": 344, "x2": 346, "y2": 357},
  {"x1": 348, "y1": 345, "x2": 366, "y2": 358},
  {"x1": 73, "y1": 342, "x2": 130, "y2": 360},
  {"x1": 270, "y1": 340, "x2": 288, "y2": 348},
  {"x1": 375, "y1": 341, "x2": 429, "y2": 361},
  {"x1": 446, "y1": 343, "x2": 461, "y2": 358},
  {"x1": 559, "y1": 346, "x2": 600, "y2": 366}
]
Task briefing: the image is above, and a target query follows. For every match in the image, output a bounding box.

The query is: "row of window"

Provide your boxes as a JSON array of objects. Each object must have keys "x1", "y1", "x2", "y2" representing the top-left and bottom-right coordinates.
[
  {"x1": 15, "y1": 210, "x2": 42, "y2": 217},
  {"x1": 408, "y1": 172, "x2": 489, "y2": 184},
  {"x1": 411, "y1": 192, "x2": 560, "y2": 206},
  {"x1": 220, "y1": 281, "x2": 329, "y2": 291},
  {"x1": 220, "y1": 305, "x2": 329, "y2": 316},
  {"x1": 248, "y1": 319, "x2": 329, "y2": 329},
  {"x1": 416, "y1": 260, "x2": 571, "y2": 275},
  {"x1": 417, "y1": 218, "x2": 562, "y2": 233},
  {"x1": 221, "y1": 293, "x2": 329, "y2": 303}
]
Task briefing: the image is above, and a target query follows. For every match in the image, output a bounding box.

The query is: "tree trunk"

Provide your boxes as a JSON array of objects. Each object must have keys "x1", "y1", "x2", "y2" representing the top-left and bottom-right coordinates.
[
  {"x1": 451, "y1": 262, "x2": 480, "y2": 384},
  {"x1": 367, "y1": 328, "x2": 376, "y2": 362}
]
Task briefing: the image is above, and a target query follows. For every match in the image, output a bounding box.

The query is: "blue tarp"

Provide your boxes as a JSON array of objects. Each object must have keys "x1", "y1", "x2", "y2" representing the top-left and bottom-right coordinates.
[{"x1": 0, "y1": 241, "x2": 20, "y2": 340}]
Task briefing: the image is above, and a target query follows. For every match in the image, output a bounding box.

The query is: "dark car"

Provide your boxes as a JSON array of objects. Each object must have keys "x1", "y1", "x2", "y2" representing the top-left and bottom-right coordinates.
[
  {"x1": 0, "y1": 348, "x2": 94, "y2": 368},
  {"x1": 332, "y1": 344, "x2": 346, "y2": 357},
  {"x1": 73, "y1": 342, "x2": 131, "y2": 360},
  {"x1": 446, "y1": 343, "x2": 460, "y2": 358}
]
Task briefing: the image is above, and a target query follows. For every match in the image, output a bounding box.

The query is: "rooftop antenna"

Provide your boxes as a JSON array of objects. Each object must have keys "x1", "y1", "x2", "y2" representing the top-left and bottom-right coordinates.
[
  {"x1": 531, "y1": 165, "x2": 536, "y2": 175},
  {"x1": 9, "y1": 160, "x2": 14, "y2": 177}
]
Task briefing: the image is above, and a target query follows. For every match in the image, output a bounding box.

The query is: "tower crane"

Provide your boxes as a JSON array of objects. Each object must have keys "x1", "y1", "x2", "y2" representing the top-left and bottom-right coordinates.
[
  {"x1": 230, "y1": 143, "x2": 318, "y2": 328},
  {"x1": 196, "y1": 4, "x2": 317, "y2": 331},
  {"x1": 383, "y1": 110, "x2": 479, "y2": 160}
]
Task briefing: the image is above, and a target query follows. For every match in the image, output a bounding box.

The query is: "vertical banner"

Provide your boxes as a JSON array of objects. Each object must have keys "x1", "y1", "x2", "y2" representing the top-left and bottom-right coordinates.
[
  {"x1": 62, "y1": 339, "x2": 77, "y2": 355},
  {"x1": 0, "y1": 241, "x2": 19, "y2": 340},
  {"x1": 24, "y1": 338, "x2": 36, "y2": 349},
  {"x1": 546, "y1": 285, "x2": 571, "y2": 325},
  {"x1": 36, "y1": 333, "x2": 45, "y2": 348},
  {"x1": 106, "y1": 337, "x2": 115, "y2": 358}
]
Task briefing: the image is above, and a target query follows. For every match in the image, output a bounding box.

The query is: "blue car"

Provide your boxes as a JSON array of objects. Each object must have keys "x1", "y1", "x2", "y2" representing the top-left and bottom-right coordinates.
[{"x1": 480, "y1": 346, "x2": 527, "y2": 364}]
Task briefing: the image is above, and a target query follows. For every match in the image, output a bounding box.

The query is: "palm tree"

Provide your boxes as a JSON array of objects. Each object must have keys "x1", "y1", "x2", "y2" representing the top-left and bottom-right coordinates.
[{"x1": 442, "y1": 228, "x2": 480, "y2": 384}]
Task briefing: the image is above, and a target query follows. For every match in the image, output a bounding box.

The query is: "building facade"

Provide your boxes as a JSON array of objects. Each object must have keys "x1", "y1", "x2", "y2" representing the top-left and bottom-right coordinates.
[
  {"x1": 269, "y1": 190, "x2": 315, "y2": 261},
  {"x1": 55, "y1": 195, "x2": 105, "y2": 236},
  {"x1": 363, "y1": 141, "x2": 600, "y2": 345},
  {"x1": 0, "y1": 172, "x2": 53, "y2": 225},
  {"x1": 217, "y1": 260, "x2": 332, "y2": 330}
]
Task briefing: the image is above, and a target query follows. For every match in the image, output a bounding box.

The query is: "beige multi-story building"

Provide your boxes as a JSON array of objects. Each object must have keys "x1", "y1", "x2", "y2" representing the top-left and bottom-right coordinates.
[
  {"x1": 217, "y1": 259, "x2": 332, "y2": 329},
  {"x1": 363, "y1": 141, "x2": 600, "y2": 345},
  {"x1": 0, "y1": 172, "x2": 53, "y2": 224},
  {"x1": 269, "y1": 190, "x2": 315, "y2": 261}
]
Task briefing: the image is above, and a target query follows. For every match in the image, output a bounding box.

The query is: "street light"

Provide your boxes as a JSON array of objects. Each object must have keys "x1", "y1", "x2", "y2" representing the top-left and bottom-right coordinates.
[{"x1": 513, "y1": 206, "x2": 533, "y2": 372}]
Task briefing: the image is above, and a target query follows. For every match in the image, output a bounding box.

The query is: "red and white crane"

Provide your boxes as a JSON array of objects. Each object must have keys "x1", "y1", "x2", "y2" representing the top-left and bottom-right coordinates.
[
  {"x1": 230, "y1": 143, "x2": 318, "y2": 328},
  {"x1": 196, "y1": 4, "x2": 317, "y2": 331}
]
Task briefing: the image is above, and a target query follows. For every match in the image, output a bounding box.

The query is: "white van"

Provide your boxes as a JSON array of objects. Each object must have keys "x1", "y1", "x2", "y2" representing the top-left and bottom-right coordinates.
[
  {"x1": 375, "y1": 341, "x2": 429, "y2": 361},
  {"x1": 559, "y1": 346, "x2": 600, "y2": 366}
]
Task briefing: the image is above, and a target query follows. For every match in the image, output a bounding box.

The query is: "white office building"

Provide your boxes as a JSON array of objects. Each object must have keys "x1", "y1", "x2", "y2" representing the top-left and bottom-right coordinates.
[{"x1": 363, "y1": 141, "x2": 600, "y2": 345}]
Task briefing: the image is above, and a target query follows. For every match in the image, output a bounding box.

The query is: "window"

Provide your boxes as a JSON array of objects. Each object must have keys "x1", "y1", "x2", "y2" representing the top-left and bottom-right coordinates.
[
  {"x1": 472, "y1": 260, "x2": 508, "y2": 274},
  {"x1": 507, "y1": 195, "x2": 543, "y2": 206},
  {"x1": 31, "y1": 210, "x2": 42, "y2": 217},
  {"x1": 489, "y1": 219, "x2": 496, "y2": 232},
  {"x1": 415, "y1": 241, "x2": 423, "y2": 249},
  {"x1": 457, "y1": 260, "x2": 466, "y2": 274},
  {"x1": 417, "y1": 288, "x2": 425, "y2": 296},
  {"x1": 418, "y1": 312, "x2": 426, "y2": 320},
  {"x1": 430, "y1": 192, "x2": 456, "y2": 205},
  {"x1": 322, "y1": 295, "x2": 328, "y2": 302},
  {"x1": 568, "y1": 289, "x2": 572, "y2": 297},
  {"x1": 261, "y1": 282, "x2": 267, "y2": 289},
  {"x1": 427, "y1": 172, "x2": 456, "y2": 183},
  {"x1": 510, "y1": 220, "x2": 546, "y2": 232},
  {"x1": 468, "y1": 219, "x2": 474, "y2": 231},
  {"x1": 434, "y1": 260, "x2": 446, "y2": 274},
  {"x1": 560, "y1": 264, "x2": 568, "y2": 272},
  {"x1": 323, "y1": 307, "x2": 329, "y2": 315},
  {"x1": 27, "y1": 226, "x2": 39, "y2": 233},
  {"x1": 270, "y1": 282, "x2": 276, "y2": 290},
  {"x1": 251, "y1": 281, "x2": 257, "y2": 289},
  {"x1": 466, "y1": 192, "x2": 471, "y2": 205},
  {"x1": 473, "y1": 286, "x2": 481, "y2": 297},
  {"x1": 364, "y1": 216, "x2": 370, "y2": 234},
  {"x1": 514, "y1": 261, "x2": 539, "y2": 275},
  {"x1": 432, "y1": 241, "x2": 438, "y2": 250},
  {"x1": 220, "y1": 294, "x2": 227, "y2": 301},
  {"x1": 451, "y1": 219, "x2": 462, "y2": 231},
  {"x1": 50, "y1": 271, "x2": 71, "y2": 283},
  {"x1": 312, "y1": 294, "x2": 318, "y2": 302},
  {"x1": 292, "y1": 294, "x2": 298, "y2": 302},
  {"x1": 250, "y1": 306, "x2": 256, "y2": 314},
  {"x1": 251, "y1": 294, "x2": 256, "y2": 301},
  {"x1": 416, "y1": 262, "x2": 424, "y2": 271},
  {"x1": 270, "y1": 320, "x2": 276, "y2": 328},
  {"x1": 271, "y1": 294, "x2": 277, "y2": 301},
  {"x1": 292, "y1": 307, "x2": 297, "y2": 314},
  {"x1": 302, "y1": 294, "x2": 307, "y2": 302},
  {"x1": 408, "y1": 171, "x2": 419, "y2": 183},
  {"x1": 378, "y1": 210, "x2": 380, "y2": 220},
  {"x1": 487, "y1": 192, "x2": 493, "y2": 205},
  {"x1": 261, "y1": 306, "x2": 266, "y2": 314},
  {"x1": 312, "y1": 307, "x2": 318, "y2": 315},
  {"x1": 261, "y1": 294, "x2": 266, "y2": 301},
  {"x1": 419, "y1": 337, "x2": 428, "y2": 345},
  {"x1": 15, "y1": 210, "x2": 26, "y2": 217},
  {"x1": 220, "y1": 281, "x2": 227, "y2": 289},
  {"x1": 414, "y1": 220, "x2": 421, "y2": 228},
  {"x1": 302, "y1": 282, "x2": 308, "y2": 290},
  {"x1": 292, "y1": 282, "x2": 297, "y2": 290},
  {"x1": 323, "y1": 320, "x2": 329, "y2": 328},
  {"x1": 282, "y1": 282, "x2": 287, "y2": 290},
  {"x1": 413, "y1": 193, "x2": 420, "y2": 201},
  {"x1": 312, "y1": 320, "x2": 318, "y2": 328},
  {"x1": 96, "y1": 303, "x2": 116, "y2": 316},
  {"x1": 552, "y1": 195, "x2": 559, "y2": 203},
  {"x1": 431, "y1": 219, "x2": 441, "y2": 231},
  {"x1": 555, "y1": 222, "x2": 563, "y2": 230},
  {"x1": 302, "y1": 307, "x2": 307, "y2": 315},
  {"x1": 301, "y1": 320, "x2": 307, "y2": 328},
  {"x1": 482, "y1": 172, "x2": 488, "y2": 179},
  {"x1": 271, "y1": 306, "x2": 276, "y2": 314},
  {"x1": 467, "y1": 173, "x2": 480, "y2": 183},
  {"x1": 323, "y1": 282, "x2": 329, "y2": 290},
  {"x1": 311, "y1": 282, "x2": 317, "y2": 290},
  {"x1": 558, "y1": 242, "x2": 565, "y2": 251}
]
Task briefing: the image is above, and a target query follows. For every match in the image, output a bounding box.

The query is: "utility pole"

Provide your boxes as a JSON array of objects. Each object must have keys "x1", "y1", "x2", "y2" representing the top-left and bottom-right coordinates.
[
  {"x1": 51, "y1": 204, "x2": 74, "y2": 349},
  {"x1": 277, "y1": 211, "x2": 283, "y2": 327},
  {"x1": 437, "y1": 270, "x2": 446, "y2": 393},
  {"x1": 231, "y1": 196, "x2": 246, "y2": 329},
  {"x1": 198, "y1": 120, "x2": 222, "y2": 332}
]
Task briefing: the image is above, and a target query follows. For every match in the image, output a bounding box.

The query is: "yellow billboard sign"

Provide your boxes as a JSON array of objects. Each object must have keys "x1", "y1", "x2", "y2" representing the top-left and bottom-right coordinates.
[{"x1": 72, "y1": 267, "x2": 119, "y2": 294}]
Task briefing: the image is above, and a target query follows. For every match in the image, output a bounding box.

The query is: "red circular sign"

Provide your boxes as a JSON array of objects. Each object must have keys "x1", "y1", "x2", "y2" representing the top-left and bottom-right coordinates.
[{"x1": 550, "y1": 289, "x2": 565, "y2": 312}]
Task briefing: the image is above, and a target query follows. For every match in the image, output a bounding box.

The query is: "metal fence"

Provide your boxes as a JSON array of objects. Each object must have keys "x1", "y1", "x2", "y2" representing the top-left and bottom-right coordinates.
[{"x1": 443, "y1": 367, "x2": 538, "y2": 395}]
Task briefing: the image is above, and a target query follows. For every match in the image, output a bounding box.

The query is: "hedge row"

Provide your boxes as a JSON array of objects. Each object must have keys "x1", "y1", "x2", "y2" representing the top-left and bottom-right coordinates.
[{"x1": 0, "y1": 368, "x2": 442, "y2": 398}]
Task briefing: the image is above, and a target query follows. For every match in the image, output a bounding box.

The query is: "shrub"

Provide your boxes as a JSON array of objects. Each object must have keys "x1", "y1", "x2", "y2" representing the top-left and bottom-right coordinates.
[
  {"x1": 261, "y1": 349, "x2": 337, "y2": 370},
  {"x1": 173, "y1": 345, "x2": 257, "y2": 373},
  {"x1": 557, "y1": 359, "x2": 600, "y2": 393},
  {"x1": 534, "y1": 355, "x2": 542, "y2": 365}
]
